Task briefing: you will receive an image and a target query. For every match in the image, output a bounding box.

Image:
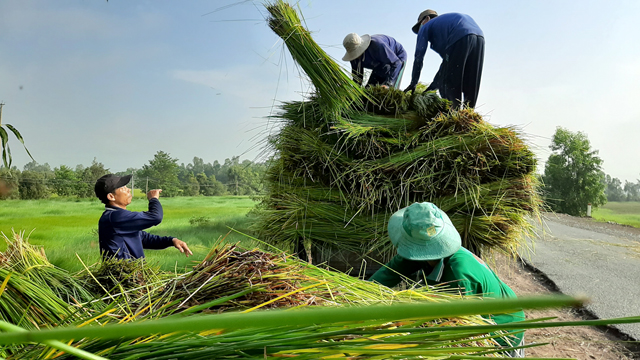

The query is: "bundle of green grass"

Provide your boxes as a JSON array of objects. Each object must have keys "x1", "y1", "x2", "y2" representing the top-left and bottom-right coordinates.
[{"x1": 254, "y1": 1, "x2": 541, "y2": 269}]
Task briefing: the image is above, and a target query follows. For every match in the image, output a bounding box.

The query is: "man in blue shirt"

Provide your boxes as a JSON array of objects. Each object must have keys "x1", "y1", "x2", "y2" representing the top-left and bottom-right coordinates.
[
  {"x1": 94, "y1": 174, "x2": 192, "y2": 260},
  {"x1": 405, "y1": 10, "x2": 485, "y2": 109},
  {"x1": 342, "y1": 33, "x2": 407, "y2": 88}
]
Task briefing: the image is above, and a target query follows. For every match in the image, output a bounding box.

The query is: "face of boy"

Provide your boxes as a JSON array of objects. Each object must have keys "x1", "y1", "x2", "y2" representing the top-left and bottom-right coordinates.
[{"x1": 108, "y1": 186, "x2": 132, "y2": 208}]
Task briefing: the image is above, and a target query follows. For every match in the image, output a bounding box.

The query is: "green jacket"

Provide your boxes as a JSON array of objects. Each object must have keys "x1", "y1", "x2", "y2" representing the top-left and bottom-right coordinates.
[{"x1": 370, "y1": 247, "x2": 525, "y2": 346}]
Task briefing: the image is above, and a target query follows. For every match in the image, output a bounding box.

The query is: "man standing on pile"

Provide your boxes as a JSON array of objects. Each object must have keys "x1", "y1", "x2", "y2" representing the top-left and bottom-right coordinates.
[
  {"x1": 369, "y1": 202, "x2": 525, "y2": 357},
  {"x1": 342, "y1": 33, "x2": 407, "y2": 89},
  {"x1": 94, "y1": 174, "x2": 192, "y2": 260},
  {"x1": 404, "y1": 10, "x2": 485, "y2": 109}
]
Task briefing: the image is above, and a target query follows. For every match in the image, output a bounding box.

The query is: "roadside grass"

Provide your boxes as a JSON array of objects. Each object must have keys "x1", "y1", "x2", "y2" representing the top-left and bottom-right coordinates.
[
  {"x1": 0, "y1": 196, "x2": 258, "y2": 272},
  {"x1": 592, "y1": 202, "x2": 640, "y2": 228}
]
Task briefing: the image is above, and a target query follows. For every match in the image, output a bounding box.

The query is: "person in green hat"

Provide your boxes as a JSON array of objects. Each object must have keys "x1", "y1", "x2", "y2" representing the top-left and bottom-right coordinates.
[{"x1": 369, "y1": 202, "x2": 525, "y2": 357}]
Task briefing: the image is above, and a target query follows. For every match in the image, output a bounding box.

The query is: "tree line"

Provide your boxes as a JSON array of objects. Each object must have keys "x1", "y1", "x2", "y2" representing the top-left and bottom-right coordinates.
[
  {"x1": 0, "y1": 151, "x2": 266, "y2": 200},
  {"x1": 3, "y1": 130, "x2": 638, "y2": 220}
]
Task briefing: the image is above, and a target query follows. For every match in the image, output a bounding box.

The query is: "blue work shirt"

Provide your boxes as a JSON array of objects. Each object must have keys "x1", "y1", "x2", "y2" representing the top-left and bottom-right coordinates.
[
  {"x1": 410, "y1": 13, "x2": 483, "y2": 86},
  {"x1": 98, "y1": 198, "x2": 175, "y2": 259},
  {"x1": 351, "y1": 34, "x2": 407, "y2": 86}
]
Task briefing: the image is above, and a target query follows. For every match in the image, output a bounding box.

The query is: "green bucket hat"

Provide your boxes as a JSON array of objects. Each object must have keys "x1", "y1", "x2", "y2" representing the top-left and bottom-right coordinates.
[{"x1": 388, "y1": 202, "x2": 461, "y2": 261}]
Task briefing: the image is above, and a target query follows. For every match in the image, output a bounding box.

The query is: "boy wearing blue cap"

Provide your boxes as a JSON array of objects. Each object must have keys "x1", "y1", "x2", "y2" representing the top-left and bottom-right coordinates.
[{"x1": 370, "y1": 202, "x2": 525, "y2": 357}]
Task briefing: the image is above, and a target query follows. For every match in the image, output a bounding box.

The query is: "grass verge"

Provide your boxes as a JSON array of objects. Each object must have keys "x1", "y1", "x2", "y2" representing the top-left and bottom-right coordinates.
[{"x1": 592, "y1": 201, "x2": 640, "y2": 228}]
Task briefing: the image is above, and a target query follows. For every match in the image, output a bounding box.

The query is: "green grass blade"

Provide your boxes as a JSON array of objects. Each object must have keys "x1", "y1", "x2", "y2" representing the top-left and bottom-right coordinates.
[
  {"x1": 5, "y1": 124, "x2": 34, "y2": 162},
  {"x1": 0, "y1": 295, "x2": 582, "y2": 345},
  {"x1": 0, "y1": 320, "x2": 106, "y2": 360},
  {"x1": 0, "y1": 126, "x2": 10, "y2": 168}
]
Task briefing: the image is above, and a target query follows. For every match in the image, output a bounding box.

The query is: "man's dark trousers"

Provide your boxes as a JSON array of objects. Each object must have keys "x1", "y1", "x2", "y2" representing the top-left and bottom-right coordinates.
[{"x1": 441, "y1": 34, "x2": 484, "y2": 108}]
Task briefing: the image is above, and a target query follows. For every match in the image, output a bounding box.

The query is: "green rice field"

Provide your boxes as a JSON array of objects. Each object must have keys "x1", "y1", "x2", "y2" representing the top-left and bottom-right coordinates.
[
  {"x1": 0, "y1": 196, "x2": 257, "y2": 272},
  {"x1": 592, "y1": 201, "x2": 640, "y2": 228}
]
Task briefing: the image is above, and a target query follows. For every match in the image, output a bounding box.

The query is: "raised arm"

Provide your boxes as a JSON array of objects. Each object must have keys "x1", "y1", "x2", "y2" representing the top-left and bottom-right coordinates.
[{"x1": 108, "y1": 197, "x2": 164, "y2": 232}]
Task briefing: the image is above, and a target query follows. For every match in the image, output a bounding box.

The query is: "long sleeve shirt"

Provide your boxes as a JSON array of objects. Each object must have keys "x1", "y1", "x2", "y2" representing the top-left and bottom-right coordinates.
[
  {"x1": 370, "y1": 248, "x2": 525, "y2": 346},
  {"x1": 410, "y1": 13, "x2": 483, "y2": 86},
  {"x1": 98, "y1": 198, "x2": 175, "y2": 259},
  {"x1": 351, "y1": 34, "x2": 407, "y2": 87}
]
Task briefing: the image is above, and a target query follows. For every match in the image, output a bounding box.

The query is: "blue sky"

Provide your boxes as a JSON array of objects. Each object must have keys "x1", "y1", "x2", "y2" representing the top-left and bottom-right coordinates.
[{"x1": 1, "y1": 0, "x2": 639, "y2": 182}]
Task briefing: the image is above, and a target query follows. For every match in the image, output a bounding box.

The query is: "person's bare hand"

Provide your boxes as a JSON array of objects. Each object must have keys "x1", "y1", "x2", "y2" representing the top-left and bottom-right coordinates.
[
  {"x1": 147, "y1": 189, "x2": 162, "y2": 200},
  {"x1": 172, "y1": 238, "x2": 193, "y2": 257}
]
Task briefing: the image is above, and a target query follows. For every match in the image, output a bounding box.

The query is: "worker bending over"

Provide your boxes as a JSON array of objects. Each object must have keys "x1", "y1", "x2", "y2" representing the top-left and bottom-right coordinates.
[
  {"x1": 343, "y1": 33, "x2": 407, "y2": 89},
  {"x1": 405, "y1": 10, "x2": 485, "y2": 109},
  {"x1": 370, "y1": 202, "x2": 525, "y2": 357}
]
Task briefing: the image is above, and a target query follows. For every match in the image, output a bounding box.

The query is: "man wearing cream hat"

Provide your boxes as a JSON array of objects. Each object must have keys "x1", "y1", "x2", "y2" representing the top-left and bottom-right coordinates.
[
  {"x1": 370, "y1": 202, "x2": 525, "y2": 357},
  {"x1": 342, "y1": 33, "x2": 407, "y2": 89}
]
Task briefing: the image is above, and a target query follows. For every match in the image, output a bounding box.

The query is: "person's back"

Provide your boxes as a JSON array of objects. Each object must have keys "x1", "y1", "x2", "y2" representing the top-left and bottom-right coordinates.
[
  {"x1": 419, "y1": 13, "x2": 483, "y2": 57},
  {"x1": 343, "y1": 33, "x2": 407, "y2": 88},
  {"x1": 439, "y1": 247, "x2": 525, "y2": 346},
  {"x1": 407, "y1": 10, "x2": 485, "y2": 109}
]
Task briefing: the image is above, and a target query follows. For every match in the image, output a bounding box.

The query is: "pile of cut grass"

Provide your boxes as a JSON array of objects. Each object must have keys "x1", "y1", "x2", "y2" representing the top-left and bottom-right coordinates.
[
  {"x1": 3, "y1": 234, "x2": 640, "y2": 359},
  {"x1": 253, "y1": 1, "x2": 541, "y2": 270},
  {"x1": 1, "y1": 240, "x2": 560, "y2": 359}
]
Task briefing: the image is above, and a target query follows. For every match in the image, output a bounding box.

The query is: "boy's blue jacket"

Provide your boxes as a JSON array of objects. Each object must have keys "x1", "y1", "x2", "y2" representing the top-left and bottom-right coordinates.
[{"x1": 98, "y1": 198, "x2": 174, "y2": 259}]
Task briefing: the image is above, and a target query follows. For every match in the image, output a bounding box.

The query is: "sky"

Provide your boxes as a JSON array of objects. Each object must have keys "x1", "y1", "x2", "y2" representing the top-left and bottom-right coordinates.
[{"x1": 1, "y1": 0, "x2": 639, "y2": 182}]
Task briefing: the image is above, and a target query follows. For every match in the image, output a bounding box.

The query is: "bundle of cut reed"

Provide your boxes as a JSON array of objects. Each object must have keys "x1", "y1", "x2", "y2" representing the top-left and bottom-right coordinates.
[
  {"x1": 8, "y1": 243, "x2": 531, "y2": 359},
  {"x1": 156, "y1": 244, "x2": 330, "y2": 313},
  {"x1": 254, "y1": 1, "x2": 541, "y2": 270},
  {"x1": 1, "y1": 230, "x2": 94, "y2": 304},
  {"x1": 79, "y1": 257, "x2": 165, "y2": 302},
  {"x1": 7, "y1": 242, "x2": 640, "y2": 359}
]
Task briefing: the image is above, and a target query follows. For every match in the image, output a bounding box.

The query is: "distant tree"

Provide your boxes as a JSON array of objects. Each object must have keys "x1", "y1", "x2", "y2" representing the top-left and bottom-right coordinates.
[
  {"x1": 205, "y1": 160, "x2": 221, "y2": 178},
  {"x1": 222, "y1": 157, "x2": 266, "y2": 195},
  {"x1": 19, "y1": 170, "x2": 50, "y2": 199},
  {"x1": 76, "y1": 159, "x2": 109, "y2": 198},
  {"x1": 53, "y1": 165, "x2": 79, "y2": 197},
  {"x1": 23, "y1": 161, "x2": 52, "y2": 174},
  {"x1": 182, "y1": 172, "x2": 200, "y2": 196},
  {"x1": 0, "y1": 167, "x2": 20, "y2": 199},
  {"x1": 624, "y1": 180, "x2": 640, "y2": 202},
  {"x1": 604, "y1": 175, "x2": 626, "y2": 202},
  {"x1": 138, "y1": 151, "x2": 181, "y2": 197},
  {"x1": 542, "y1": 127, "x2": 606, "y2": 216},
  {"x1": 188, "y1": 157, "x2": 205, "y2": 175},
  {"x1": 115, "y1": 167, "x2": 138, "y2": 177},
  {"x1": 196, "y1": 173, "x2": 226, "y2": 196}
]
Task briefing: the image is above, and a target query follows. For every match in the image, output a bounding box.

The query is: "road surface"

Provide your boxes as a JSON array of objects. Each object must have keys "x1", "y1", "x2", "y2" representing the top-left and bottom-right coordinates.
[{"x1": 526, "y1": 213, "x2": 640, "y2": 340}]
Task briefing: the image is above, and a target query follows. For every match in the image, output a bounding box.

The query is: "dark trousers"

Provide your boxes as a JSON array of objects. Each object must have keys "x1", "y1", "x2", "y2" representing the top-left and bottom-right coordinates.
[{"x1": 440, "y1": 34, "x2": 485, "y2": 109}]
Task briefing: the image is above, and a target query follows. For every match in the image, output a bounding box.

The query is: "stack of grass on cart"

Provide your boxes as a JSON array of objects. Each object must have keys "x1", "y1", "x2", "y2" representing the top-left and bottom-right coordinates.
[{"x1": 253, "y1": 1, "x2": 541, "y2": 272}]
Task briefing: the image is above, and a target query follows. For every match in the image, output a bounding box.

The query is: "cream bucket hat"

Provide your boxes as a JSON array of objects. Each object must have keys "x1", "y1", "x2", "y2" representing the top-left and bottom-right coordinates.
[{"x1": 342, "y1": 33, "x2": 371, "y2": 61}]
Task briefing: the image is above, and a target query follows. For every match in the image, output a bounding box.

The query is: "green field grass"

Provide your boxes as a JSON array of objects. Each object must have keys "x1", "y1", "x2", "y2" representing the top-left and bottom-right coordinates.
[
  {"x1": 0, "y1": 196, "x2": 258, "y2": 272},
  {"x1": 592, "y1": 202, "x2": 640, "y2": 228}
]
